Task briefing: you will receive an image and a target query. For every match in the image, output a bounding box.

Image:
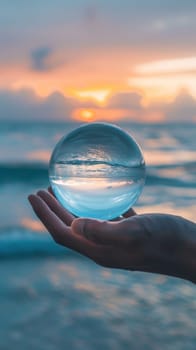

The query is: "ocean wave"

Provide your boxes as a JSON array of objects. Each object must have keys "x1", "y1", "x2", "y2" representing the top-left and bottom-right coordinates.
[
  {"x1": 0, "y1": 227, "x2": 71, "y2": 257},
  {"x1": 0, "y1": 162, "x2": 48, "y2": 184},
  {"x1": 148, "y1": 161, "x2": 196, "y2": 170},
  {"x1": 145, "y1": 173, "x2": 196, "y2": 188},
  {"x1": 0, "y1": 161, "x2": 195, "y2": 187}
]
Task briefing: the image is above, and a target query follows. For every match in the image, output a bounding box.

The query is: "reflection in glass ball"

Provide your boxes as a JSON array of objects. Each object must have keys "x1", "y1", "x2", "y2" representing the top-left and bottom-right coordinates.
[{"x1": 49, "y1": 123, "x2": 146, "y2": 220}]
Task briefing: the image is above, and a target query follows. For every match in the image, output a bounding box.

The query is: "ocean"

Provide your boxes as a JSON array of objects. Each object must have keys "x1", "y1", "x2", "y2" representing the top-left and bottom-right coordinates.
[{"x1": 0, "y1": 121, "x2": 196, "y2": 349}]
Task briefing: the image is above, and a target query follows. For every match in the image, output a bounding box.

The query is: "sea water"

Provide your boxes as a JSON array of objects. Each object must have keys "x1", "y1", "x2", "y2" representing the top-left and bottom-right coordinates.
[
  {"x1": 1, "y1": 121, "x2": 196, "y2": 350},
  {"x1": 49, "y1": 123, "x2": 146, "y2": 219}
]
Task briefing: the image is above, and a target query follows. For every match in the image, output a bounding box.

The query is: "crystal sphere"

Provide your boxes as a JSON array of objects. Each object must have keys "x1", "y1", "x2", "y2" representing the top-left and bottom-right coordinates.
[{"x1": 49, "y1": 123, "x2": 146, "y2": 220}]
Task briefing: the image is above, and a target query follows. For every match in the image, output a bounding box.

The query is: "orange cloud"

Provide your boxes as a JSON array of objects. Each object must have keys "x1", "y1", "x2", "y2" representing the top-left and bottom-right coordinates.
[
  {"x1": 129, "y1": 56, "x2": 196, "y2": 104},
  {"x1": 0, "y1": 87, "x2": 195, "y2": 123}
]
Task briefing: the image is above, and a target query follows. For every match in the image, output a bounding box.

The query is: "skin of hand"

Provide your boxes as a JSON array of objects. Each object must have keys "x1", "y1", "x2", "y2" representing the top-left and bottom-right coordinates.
[{"x1": 28, "y1": 189, "x2": 196, "y2": 284}]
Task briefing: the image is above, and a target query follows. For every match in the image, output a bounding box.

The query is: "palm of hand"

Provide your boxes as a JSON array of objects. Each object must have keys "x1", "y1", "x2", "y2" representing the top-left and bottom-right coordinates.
[{"x1": 28, "y1": 189, "x2": 193, "y2": 281}]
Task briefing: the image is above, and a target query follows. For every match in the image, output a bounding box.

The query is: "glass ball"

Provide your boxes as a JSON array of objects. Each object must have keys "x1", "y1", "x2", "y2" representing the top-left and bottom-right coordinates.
[{"x1": 49, "y1": 123, "x2": 145, "y2": 220}]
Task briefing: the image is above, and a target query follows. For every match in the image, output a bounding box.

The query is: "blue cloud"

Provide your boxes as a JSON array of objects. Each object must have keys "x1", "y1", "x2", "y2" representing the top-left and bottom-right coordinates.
[
  {"x1": 107, "y1": 92, "x2": 142, "y2": 110},
  {"x1": 0, "y1": 89, "x2": 73, "y2": 120},
  {"x1": 31, "y1": 46, "x2": 53, "y2": 72}
]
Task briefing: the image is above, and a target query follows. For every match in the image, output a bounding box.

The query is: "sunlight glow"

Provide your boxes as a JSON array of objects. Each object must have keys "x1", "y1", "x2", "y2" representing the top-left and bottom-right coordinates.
[
  {"x1": 74, "y1": 89, "x2": 110, "y2": 103},
  {"x1": 73, "y1": 108, "x2": 127, "y2": 122},
  {"x1": 128, "y1": 74, "x2": 196, "y2": 102},
  {"x1": 27, "y1": 150, "x2": 51, "y2": 162},
  {"x1": 135, "y1": 57, "x2": 196, "y2": 74},
  {"x1": 21, "y1": 218, "x2": 45, "y2": 232},
  {"x1": 76, "y1": 109, "x2": 96, "y2": 122}
]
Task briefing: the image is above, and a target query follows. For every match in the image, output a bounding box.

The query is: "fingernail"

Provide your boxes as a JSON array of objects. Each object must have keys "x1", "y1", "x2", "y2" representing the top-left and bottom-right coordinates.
[
  {"x1": 37, "y1": 190, "x2": 44, "y2": 196},
  {"x1": 28, "y1": 195, "x2": 33, "y2": 204}
]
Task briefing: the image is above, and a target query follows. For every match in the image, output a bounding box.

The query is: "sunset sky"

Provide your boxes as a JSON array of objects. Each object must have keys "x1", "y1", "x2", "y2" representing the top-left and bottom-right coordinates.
[{"x1": 1, "y1": 0, "x2": 196, "y2": 122}]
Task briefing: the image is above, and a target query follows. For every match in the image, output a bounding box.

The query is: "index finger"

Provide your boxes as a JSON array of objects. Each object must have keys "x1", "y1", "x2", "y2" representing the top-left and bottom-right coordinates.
[
  {"x1": 28, "y1": 194, "x2": 100, "y2": 257},
  {"x1": 37, "y1": 190, "x2": 74, "y2": 226},
  {"x1": 28, "y1": 194, "x2": 70, "y2": 244}
]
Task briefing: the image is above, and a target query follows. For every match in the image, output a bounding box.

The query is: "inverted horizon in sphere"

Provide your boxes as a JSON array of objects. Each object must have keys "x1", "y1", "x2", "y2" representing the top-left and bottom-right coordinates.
[{"x1": 49, "y1": 122, "x2": 146, "y2": 220}]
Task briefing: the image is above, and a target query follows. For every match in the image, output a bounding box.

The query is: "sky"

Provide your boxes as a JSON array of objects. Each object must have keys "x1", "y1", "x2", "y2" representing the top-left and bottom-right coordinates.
[{"x1": 1, "y1": 0, "x2": 196, "y2": 122}]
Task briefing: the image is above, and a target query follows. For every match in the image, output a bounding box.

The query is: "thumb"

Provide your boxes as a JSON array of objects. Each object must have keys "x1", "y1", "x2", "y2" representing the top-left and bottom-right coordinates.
[{"x1": 71, "y1": 218, "x2": 117, "y2": 245}]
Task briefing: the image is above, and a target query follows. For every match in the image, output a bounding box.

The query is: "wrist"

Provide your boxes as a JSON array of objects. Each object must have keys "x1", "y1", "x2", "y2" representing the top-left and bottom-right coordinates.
[
  {"x1": 144, "y1": 214, "x2": 196, "y2": 283},
  {"x1": 173, "y1": 216, "x2": 196, "y2": 283}
]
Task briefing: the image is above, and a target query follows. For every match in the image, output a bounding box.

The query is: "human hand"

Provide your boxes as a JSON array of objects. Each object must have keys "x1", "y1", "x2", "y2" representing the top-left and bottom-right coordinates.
[{"x1": 28, "y1": 189, "x2": 196, "y2": 283}]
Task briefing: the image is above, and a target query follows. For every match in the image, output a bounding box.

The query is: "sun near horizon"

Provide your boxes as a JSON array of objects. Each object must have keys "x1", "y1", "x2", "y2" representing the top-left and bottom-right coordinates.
[{"x1": 75, "y1": 109, "x2": 96, "y2": 122}]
